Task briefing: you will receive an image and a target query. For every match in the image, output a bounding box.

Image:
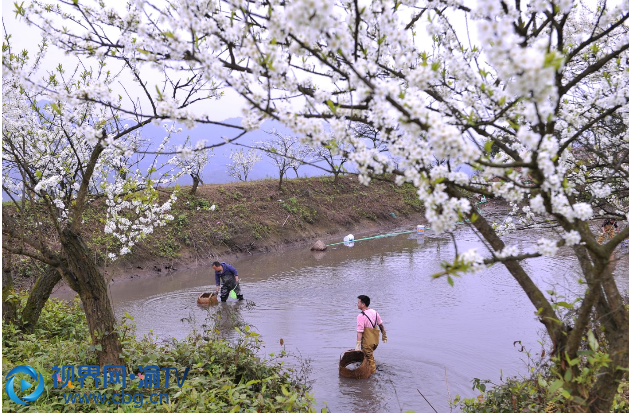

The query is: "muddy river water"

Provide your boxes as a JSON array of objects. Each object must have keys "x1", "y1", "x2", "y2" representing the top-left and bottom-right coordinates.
[{"x1": 58, "y1": 225, "x2": 628, "y2": 412}]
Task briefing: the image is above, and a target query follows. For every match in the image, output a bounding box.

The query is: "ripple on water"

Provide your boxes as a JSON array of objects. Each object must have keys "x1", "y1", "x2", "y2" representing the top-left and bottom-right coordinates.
[{"x1": 107, "y1": 227, "x2": 628, "y2": 413}]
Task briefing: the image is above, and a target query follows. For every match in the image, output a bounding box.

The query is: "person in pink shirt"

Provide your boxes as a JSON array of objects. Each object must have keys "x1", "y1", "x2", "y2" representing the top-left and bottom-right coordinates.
[{"x1": 355, "y1": 295, "x2": 388, "y2": 374}]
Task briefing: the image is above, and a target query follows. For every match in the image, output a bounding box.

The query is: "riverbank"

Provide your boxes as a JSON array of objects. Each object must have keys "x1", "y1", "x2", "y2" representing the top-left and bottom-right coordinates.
[
  {"x1": 10, "y1": 174, "x2": 512, "y2": 292},
  {"x1": 9, "y1": 175, "x2": 425, "y2": 290}
]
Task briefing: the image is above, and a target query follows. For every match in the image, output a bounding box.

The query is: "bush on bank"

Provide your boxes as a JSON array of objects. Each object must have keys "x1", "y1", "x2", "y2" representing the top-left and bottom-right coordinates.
[
  {"x1": 2, "y1": 293, "x2": 317, "y2": 412},
  {"x1": 451, "y1": 336, "x2": 629, "y2": 413}
]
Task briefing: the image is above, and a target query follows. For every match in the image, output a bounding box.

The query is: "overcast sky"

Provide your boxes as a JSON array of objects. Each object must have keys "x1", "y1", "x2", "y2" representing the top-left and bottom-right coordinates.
[{"x1": 2, "y1": 0, "x2": 247, "y2": 122}]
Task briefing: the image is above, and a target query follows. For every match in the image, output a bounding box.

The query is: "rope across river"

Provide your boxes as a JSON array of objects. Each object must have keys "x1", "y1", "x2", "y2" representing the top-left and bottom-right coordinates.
[{"x1": 325, "y1": 196, "x2": 488, "y2": 247}]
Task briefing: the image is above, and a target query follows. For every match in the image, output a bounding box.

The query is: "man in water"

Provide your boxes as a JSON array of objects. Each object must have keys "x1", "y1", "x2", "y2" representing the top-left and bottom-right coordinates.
[
  {"x1": 355, "y1": 295, "x2": 387, "y2": 373},
  {"x1": 213, "y1": 261, "x2": 244, "y2": 302},
  {"x1": 598, "y1": 218, "x2": 619, "y2": 244}
]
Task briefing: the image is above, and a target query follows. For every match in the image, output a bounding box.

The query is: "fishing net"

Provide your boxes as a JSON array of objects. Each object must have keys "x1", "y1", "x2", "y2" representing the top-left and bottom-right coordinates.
[{"x1": 339, "y1": 350, "x2": 372, "y2": 379}]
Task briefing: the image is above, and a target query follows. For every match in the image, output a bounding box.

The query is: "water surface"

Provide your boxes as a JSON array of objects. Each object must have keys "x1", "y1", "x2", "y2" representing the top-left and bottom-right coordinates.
[{"x1": 59, "y1": 226, "x2": 628, "y2": 412}]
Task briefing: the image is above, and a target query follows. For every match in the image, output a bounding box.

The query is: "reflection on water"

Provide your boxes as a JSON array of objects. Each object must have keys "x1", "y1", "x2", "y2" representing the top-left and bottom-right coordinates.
[{"x1": 56, "y1": 225, "x2": 628, "y2": 412}]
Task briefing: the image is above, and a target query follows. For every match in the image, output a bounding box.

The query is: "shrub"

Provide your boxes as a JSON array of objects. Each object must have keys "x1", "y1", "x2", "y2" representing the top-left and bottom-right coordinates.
[
  {"x1": 2, "y1": 292, "x2": 317, "y2": 412},
  {"x1": 452, "y1": 338, "x2": 629, "y2": 413}
]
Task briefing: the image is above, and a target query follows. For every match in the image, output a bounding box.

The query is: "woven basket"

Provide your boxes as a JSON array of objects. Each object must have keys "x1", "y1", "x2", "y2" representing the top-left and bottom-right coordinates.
[
  {"x1": 197, "y1": 292, "x2": 219, "y2": 306},
  {"x1": 339, "y1": 350, "x2": 372, "y2": 379}
]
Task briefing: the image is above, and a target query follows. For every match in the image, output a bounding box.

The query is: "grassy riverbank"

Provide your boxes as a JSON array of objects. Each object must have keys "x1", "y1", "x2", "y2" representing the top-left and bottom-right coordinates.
[
  {"x1": 11, "y1": 175, "x2": 426, "y2": 288},
  {"x1": 2, "y1": 292, "x2": 316, "y2": 412}
]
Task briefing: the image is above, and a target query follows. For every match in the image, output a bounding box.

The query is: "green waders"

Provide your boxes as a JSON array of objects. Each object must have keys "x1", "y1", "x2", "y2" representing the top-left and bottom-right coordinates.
[{"x1": 361, "y1": 311, "x2": 380, "y2": 374}]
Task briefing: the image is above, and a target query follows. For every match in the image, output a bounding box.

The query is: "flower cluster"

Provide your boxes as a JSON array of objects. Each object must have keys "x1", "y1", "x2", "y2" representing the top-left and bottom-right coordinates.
[{"x1": 15, "y1": 0, "x2": 628, "y2": 281}]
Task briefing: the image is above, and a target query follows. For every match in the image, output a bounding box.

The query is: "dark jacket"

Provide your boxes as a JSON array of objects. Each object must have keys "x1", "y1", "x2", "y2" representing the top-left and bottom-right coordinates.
[{"x1": 215, "y1": 262, "x2": 238, "y2": 286}]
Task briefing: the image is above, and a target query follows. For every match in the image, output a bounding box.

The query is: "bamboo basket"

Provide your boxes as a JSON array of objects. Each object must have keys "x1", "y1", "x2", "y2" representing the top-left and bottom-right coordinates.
[
  {"x1": 197, "y1": 292, "x2": 219, "y2": 306},
  {"x1": 339, "y1": 350, "x2": 372, "y2": 379}
]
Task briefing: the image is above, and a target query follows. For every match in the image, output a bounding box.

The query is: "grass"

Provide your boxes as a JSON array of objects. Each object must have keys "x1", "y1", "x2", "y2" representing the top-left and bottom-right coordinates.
[
  {"x1": 5, "y1": 175, "x2": 425, "y2": 288},
  {"x1": 2, "y1": 292, "x2": 317, "y2": 412}
]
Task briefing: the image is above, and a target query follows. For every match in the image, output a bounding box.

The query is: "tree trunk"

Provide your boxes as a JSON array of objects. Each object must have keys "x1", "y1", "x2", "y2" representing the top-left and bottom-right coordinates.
[
  {"x1": 278, "y1": 171, "x2": 284, "y2": 192},
  {"x1": 21, "y1": 266, "x2": 62, "y2": 333},
  {"x1": 60, "y1": 227, "x2": 122, "y2": 366},
  {"x1": 190, "y1": 176, "x2": 200, "y2": 195},
  {"x1": 586, "y1": 259, "x2": 629, "y2": 412},
  {"x1": 2, "y1": 253, "x2": 18, "y2": 323},
  {"x1": 587, "y1": 325, "x2": 629, "y2": 412}
]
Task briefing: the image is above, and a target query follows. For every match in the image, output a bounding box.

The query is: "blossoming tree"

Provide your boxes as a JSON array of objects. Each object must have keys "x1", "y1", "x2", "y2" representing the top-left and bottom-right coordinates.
[
  {"x1": 1, "y1": 43, "x2": 184, "y2": 364},
  {"x1": 170, "y1": 136, "x2": 214, "y2": 195},
  {"x1": 310, "y1": 133, "x2": 353, "y2": 184},
  {"x1": 257, "y1": 129, "x2": 311, "y2": 190},
  {"x1": 2, "y1": 27, "x2": 241, "y2": 364},
  {"x1": 19, "y1": 0, "x2": 628, "y2": 408},
  {"x1": 227, "y1": 148, "x2": 262, "y2": 181}
]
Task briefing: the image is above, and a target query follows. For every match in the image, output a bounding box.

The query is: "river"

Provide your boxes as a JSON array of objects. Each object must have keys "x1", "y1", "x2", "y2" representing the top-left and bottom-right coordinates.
[{"x1": 58, "y1": 225, "x2": 629, "y2": 412}]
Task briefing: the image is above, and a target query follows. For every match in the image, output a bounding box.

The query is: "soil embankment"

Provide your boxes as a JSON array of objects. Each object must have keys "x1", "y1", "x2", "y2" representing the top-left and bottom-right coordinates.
[
  {"x1": 9, "y1": 176, "x2": 436, "y2": 289},
  {"x1": 104, "y1": 176, "x2": 427, "y2": 283}
]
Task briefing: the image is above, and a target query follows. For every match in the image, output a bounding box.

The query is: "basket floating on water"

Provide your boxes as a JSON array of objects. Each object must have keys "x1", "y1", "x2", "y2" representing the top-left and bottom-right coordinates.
[
  {"x1": 339, "y1": 350, "x2": 372, "y2": 379},
  {"x1": 197, "y1": 292, "x2": 219, "y2": 306}
]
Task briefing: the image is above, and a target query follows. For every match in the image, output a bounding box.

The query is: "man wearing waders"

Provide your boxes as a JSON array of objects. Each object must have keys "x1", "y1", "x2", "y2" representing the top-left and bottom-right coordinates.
[
  {"x1": 355, "y1": 295, "x2": 387, "y2": 374},
  {"x1": 213, "y1": 261, "x2": 244, "y2": 302}
]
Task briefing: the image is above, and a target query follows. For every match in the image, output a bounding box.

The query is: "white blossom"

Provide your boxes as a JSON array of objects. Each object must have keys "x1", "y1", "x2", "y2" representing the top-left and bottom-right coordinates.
[{"x1": 563, "y1": 230, "x2": 581, "y2": 246}]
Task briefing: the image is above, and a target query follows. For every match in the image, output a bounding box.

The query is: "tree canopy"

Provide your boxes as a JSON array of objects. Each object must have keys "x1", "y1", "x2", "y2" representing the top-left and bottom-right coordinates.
[{"x1": 6, "y1": 0, "x2": 629, "y2": 410}]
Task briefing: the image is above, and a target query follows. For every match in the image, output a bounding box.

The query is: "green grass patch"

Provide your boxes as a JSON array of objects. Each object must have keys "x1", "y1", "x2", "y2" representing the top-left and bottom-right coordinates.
[{"x1": 2, "y1": 292, "x2": 317, "y2": 412}]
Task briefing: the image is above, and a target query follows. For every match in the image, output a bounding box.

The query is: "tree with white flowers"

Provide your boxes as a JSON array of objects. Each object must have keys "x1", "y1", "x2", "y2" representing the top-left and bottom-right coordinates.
[
  {"x1": 310, "y1": 134, "x2": 353, "y2": 184},
  {"x1": 2, "y1": 42, "x2": 185, "y2": 364},
  {"x1": 257, "y1": 129, "x2": 310, "y2": 190},
  {"x1": 170, "y1": 136, "x2": 214, "y2": 195},
  {"x1": 17, "y1": 0, "x2": 629, "y2": 408},
  {"x1": 227, "y1": 148, "x2": 261, "y2": 182}
]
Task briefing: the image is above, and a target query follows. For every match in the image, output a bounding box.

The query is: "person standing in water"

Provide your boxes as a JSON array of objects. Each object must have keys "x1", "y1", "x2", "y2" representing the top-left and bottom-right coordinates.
[
  {"x1": 213, "y1": 261, "x2": 244, "y2": 302},
  {"x1": 355, "y1": 295, "x2": 387, "y2": 373}
]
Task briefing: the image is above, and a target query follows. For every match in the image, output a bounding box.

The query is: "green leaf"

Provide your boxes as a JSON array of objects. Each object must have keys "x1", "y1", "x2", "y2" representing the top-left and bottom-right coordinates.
[
  {"x1": 564, "y1": 369, "x2": 572, "y2": 382},
  {"x1": 543, "y1": 51, "x2": 564, "y2": 70},
  {"x1": 484, "y1": 139, "x2": 493, "y2": 154},
  {"x1": 14, "y1": 1, "x2": 26, "y2": 17},
  {"x1": 548, "y1": 379, "x2": 563, "y2": 394},
  {"x1": 447, "y1": 275, "x2": 454, "y2": 287},
  {"x1": 50, "y1": 102, "x2": 62, "y2": 115},
  {"x1": 326, "y1": 100, "x2": 338, "y2": 114},
  {"x1": 507, "y1": 119, "x2": 520, "y2": 130},
  {"x1": 555, "y1": 301, "x2": 573, "y2": 308}
]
